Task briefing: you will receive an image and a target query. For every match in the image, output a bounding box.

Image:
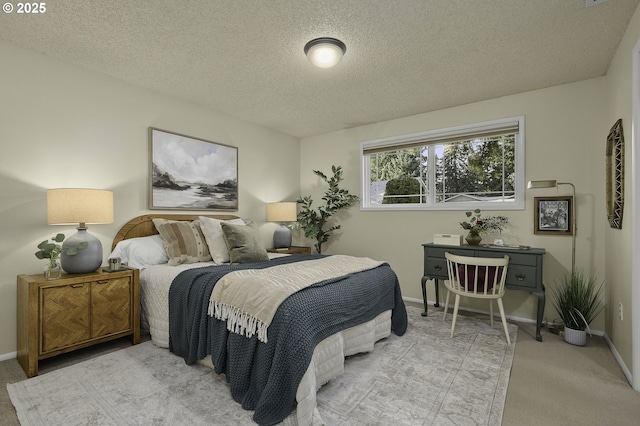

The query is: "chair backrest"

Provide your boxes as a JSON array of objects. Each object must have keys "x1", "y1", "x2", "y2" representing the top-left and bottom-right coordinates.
[{"x1": 445, "y1": 252, "x2": 509, "y2": 296}]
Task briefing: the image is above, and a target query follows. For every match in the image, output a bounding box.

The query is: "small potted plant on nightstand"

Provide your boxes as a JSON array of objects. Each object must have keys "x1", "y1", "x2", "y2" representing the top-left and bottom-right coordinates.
[
  {"x1": 35, "y1": 234, "x2": 87, "y2": 280},
  {"x1": 550, "y1": 269, "x2": 605, "y2": 346}
]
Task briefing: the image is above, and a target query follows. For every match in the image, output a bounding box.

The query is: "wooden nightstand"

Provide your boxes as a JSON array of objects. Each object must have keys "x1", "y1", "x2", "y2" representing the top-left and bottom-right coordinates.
[
  {"x1": 267, "y1": 246, "x2": 312, "y2": 255},
  {"x1": 17, "y1": 267, "x2": 140, "y2": 377}
]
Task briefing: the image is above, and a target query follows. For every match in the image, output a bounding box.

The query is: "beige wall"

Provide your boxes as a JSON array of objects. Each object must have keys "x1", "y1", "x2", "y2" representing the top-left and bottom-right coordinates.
[
  {"x1": 604, "y1": 3, "x2": 640, "y2": 376},
  {"x1": 3, "y1": 6, "x2": 637, "y2": 372},
  {"x1": 0, "y1": 41, "x2": 301, "y2": 357},
  {"x1": 300, "y1": 77, "x2": 607, "y2": 331}
]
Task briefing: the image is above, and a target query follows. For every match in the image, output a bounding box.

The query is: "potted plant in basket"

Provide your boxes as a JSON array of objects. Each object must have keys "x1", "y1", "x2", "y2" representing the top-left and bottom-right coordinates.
[
  {"x1": 459, "y1": 209, "x2": 509, "y2": 245},
  {"x1": 550, "y1": 269, "x2": 605, "y2": 346}
]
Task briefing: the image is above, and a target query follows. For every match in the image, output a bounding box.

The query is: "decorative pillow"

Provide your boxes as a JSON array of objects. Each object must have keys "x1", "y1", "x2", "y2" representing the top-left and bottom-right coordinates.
[
  {"x1": 220, "y1": 221, "x2": 269, "y2": 264},
  {"x1": 152, "y1": 218, "x2": 212, "y2": 266},
  {"x1": 108, "y1": 235, "x2": 169, "y2": 269},
  {"x1": 199, "y1": 216, "x2": 247, "y2": 264}
]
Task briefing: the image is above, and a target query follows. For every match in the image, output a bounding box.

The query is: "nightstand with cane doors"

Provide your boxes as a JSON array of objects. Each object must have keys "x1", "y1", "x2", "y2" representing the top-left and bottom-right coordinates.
[{"x1": 17, "y1": 267, "x2": 140, "y2": 377}]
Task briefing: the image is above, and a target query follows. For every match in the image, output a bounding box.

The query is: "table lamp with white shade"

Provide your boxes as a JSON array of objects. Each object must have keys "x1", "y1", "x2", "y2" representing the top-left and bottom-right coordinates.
[
  {"x1": 267, "y1": 202, "x2": 297, "y2": 249},
  {"x1": 47, "y1": 188, "x2": 114, "y2": 274}
]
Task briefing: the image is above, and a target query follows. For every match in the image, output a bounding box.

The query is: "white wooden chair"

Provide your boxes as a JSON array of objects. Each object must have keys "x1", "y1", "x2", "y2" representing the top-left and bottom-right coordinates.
[{"x1": 443, "y1": 252, "x2": 511, "y2": 344}]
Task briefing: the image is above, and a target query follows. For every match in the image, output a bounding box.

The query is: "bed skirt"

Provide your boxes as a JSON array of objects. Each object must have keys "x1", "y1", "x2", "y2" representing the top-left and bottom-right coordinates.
[{"x1": 140, "y1": 263, "x2": 393, "y2": 425}]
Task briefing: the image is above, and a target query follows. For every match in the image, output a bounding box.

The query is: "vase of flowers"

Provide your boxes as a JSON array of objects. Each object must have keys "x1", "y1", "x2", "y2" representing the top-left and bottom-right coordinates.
[
  {"x1": 464, "y1": 231, "x2": 483, "y2": 245},
  {"x1": 459, "y1": 209, "x2": 509, "y2": 245},
  {"x1": 44, "y1": 258, "x2": 62, "y2": 280}
]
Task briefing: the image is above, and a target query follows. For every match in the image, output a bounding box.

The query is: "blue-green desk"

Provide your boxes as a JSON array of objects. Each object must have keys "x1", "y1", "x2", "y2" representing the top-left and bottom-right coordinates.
[{"x1": 421, "y1": 243, "x2": 547, "y2": 341}]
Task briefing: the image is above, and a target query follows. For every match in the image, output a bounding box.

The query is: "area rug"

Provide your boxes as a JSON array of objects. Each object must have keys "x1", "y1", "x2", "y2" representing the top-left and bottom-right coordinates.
[{"x1": 7, "y1": 306, "x2": 516, "y2": 426}]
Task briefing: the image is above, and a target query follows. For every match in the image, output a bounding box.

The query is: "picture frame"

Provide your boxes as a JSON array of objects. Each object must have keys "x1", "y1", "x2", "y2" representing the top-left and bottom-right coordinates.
[
  {"x1": 149, "y1": 128, "x2": 238, "y2": 210},
  {"x1": 534, "y1": 196, "x2": 573, "y2": 235}
]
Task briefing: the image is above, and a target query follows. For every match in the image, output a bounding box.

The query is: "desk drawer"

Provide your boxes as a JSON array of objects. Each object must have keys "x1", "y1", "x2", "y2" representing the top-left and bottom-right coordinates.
[
  {"x1": 506, "y1": 265, "x2": 538, "y2": 289},
  {"x1": 425, "y1": 258, "x2": 448, "y2": 279},
  {"x1": 424, "y1": 247, "x2": 468, "y2": 279},
  {"x1": 425, "y1": 247, "x2": 469, "y2": 259},
  {"x1": 476, "y1": 250, "x2": 538, "y2": 267}
]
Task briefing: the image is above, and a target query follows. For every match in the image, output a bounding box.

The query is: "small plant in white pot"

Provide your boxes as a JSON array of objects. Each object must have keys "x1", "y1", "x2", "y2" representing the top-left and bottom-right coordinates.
[
  {"x1": 35, "y1": 233, "x2": 88, "y2": 280},
  {"x1": 550, "y1": 269, "x2": 604, "y2": 346}
]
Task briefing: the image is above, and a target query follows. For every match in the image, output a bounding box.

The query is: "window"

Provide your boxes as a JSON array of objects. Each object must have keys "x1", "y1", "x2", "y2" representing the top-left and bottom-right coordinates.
[{"x1": 360, "y1": 116, "x2": 525, "y2": 211}]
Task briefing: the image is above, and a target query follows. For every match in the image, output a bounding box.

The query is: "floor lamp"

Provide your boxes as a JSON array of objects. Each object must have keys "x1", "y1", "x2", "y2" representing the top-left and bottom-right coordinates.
[{"x1": 527, "y1": 180, "x2": 576, "y2": 274}]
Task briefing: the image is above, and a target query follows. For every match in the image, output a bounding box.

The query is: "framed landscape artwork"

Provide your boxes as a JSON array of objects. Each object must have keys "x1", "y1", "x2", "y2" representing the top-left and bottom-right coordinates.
[
  {"x1": 149, "y1": 128, "x2": 238, "y2": 210},
  {"x1": 534, "y1": 196, "x2": 573, "y2": 235}
]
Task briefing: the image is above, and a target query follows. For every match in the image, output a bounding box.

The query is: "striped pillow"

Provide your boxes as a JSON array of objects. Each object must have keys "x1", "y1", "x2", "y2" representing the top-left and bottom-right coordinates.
[{"x1": 152, "y1": 218, "x2": 211, "y2": 266}]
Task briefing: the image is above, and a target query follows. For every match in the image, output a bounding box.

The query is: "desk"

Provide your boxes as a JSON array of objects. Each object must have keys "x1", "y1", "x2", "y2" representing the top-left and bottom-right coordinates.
[{"x1": 421, "y1": 243, "x2": 546, "y2": 341}]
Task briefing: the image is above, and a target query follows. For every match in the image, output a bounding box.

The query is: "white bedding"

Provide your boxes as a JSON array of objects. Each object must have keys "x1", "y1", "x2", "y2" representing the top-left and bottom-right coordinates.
[{"x1": 139, "y1": 256, "x2": 392, "y2": 425}]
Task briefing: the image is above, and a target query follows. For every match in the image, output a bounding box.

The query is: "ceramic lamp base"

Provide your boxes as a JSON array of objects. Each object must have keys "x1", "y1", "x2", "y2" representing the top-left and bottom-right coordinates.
[
  {"x1": 273, "y1": 224, "x2": 292, "y2": 249},
  {"x1": 61, "y1": 227, "x2": 103, "y2": 274}
]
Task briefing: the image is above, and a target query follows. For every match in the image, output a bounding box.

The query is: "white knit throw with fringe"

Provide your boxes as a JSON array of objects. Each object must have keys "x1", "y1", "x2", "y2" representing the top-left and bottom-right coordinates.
[{"x1": 208, "y1": 255, "x2": 384, "y2": 343}]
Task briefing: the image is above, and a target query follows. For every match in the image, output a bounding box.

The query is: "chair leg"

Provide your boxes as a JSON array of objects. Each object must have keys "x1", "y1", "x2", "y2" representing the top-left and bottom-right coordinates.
[
  {"x1": 496, "y1": 298, "x2": 511, "y2": 345},
  {"x1": 443, "y1": 290, "x2": 451, "y2": 322},
  {"x1": 450, "y1": 294, "x2": 461, "y2": 338},
  {"x1": 489, "y1": 300, "x2": 494, "y2": 327}
]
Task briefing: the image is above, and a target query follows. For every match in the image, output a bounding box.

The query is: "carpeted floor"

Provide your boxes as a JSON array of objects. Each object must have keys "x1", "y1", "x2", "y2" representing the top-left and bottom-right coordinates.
[
  {"x1": 6, "y1": 306, "x2": 516, "y2": 426},
  {"x1": 3, "y1": 303, "x2": 640, "y2": 425}
]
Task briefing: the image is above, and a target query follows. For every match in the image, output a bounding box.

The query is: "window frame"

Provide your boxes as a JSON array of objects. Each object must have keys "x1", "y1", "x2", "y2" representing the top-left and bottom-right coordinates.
[{"x1": 360, "y1": 116, "x2": 525, "y2": 211}]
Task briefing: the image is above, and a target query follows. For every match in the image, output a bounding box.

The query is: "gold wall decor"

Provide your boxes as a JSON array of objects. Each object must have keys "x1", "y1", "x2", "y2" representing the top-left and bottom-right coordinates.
[{"x1": 606, "y1": 119, "x2": 624, "y2": 229}]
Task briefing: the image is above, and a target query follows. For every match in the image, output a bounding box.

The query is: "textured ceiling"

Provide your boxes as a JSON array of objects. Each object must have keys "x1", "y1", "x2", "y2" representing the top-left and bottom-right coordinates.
[{"x1": 0, "y1": 0, "x2": 638, "y2": 138}]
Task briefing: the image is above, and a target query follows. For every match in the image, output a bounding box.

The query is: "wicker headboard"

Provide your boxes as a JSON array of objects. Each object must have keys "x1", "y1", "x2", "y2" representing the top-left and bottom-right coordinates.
[{"x1": 111, "y1": 214, "x2": 240, "y2": 251}]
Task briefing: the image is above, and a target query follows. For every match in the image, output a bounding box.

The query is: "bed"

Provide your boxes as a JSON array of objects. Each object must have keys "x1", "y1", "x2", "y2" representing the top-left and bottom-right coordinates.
[{"x1": 110, "y1": 214, "x2": 407, "y2": 425}]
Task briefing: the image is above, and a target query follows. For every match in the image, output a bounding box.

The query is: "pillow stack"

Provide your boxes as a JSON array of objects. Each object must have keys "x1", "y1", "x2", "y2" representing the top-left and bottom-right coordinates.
[{"x1": 110, "y1": 216, "x2": 271, "y2": 268}]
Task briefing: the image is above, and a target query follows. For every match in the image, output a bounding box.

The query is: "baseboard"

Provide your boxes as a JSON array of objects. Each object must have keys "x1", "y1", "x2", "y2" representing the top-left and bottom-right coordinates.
[
  {"x1": 603, "y1": 332, "x2": 633, "y2": 386},
  {"x1": 403, "y1": 296, "x2": 605, "y2": 335},
  {"x1": 0, "y1": 351, "x2": 17, "y2": 362}
]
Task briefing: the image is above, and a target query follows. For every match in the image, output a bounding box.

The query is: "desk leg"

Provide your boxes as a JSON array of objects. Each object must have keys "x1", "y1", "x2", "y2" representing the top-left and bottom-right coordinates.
[
  {"x1": 421, "y1": 276, "x2": 428, "y2": 316},
  {"x1": 533, "y1": 287, "x2": 545, "y2": 342},
  {"x1": 421, "y1": 277, "x2": 441, "y2": 317}
]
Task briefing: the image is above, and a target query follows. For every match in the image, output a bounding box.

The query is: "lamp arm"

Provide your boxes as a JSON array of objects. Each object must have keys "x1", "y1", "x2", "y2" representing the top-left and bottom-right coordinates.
[{"x1": 558, "y1": 182, "x2": 576, "y2": 274}]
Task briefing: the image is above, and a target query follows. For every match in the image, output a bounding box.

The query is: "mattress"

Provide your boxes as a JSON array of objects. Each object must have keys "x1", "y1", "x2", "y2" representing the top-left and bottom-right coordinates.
[{"x1": 139, "y1": 256, "x2": 393, "y2": 425}]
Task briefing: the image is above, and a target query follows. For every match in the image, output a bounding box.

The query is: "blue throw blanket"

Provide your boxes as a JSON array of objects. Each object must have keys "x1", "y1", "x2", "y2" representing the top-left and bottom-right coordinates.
[{"x1": 169, "y1": 254, "x2": 407, "y2": 426}]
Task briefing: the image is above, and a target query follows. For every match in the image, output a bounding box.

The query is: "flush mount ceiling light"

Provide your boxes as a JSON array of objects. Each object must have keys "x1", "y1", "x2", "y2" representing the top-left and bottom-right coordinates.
[{"x1": 304, "y1": 37, "x2": 346, "y2": 68}]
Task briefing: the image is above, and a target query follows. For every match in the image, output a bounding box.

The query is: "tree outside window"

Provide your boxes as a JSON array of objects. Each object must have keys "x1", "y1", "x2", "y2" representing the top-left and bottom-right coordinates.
[{"x1": 361, "y1": 116, "x2": 524, "y2": 211}]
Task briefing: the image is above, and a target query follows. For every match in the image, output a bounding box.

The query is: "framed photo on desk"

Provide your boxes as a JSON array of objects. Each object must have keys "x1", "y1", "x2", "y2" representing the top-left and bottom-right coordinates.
[{"x1": 534, "y1": 196, "x2": 573, "y2": 235}]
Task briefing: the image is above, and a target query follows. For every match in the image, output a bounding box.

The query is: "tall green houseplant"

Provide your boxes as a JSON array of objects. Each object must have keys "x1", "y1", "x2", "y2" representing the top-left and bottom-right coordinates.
[
  {"x1": 294, "y1": 165, "x2": 359, "y2": 254},
  {"x1": 551, "y1": 269, "x2": 604, "y2": 334}
]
